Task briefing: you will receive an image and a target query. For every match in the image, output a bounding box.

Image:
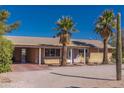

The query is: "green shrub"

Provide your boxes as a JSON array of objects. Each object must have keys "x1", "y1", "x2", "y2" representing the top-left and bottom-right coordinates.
[
  {"x1": 122, "y1": 46, "x2": 124, "y2": 63},
  {"x1": 0, "y1": 36, "x2": 13, "y2": 73},
  {"x1": 112, "y1": 49, "x2": 124, "y2": 63},
  {"x1": 111, "y1": 49, "x2": 116, "y2": 63}
]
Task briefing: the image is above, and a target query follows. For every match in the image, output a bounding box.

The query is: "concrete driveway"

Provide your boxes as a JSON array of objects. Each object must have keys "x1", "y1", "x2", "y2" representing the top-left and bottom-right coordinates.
[
  {"x1": 11, "y1": 64, "x2": 49, "y2": 72},
  {"x1": 0, "y1": 64, "x2": 124, "y2": 88}
]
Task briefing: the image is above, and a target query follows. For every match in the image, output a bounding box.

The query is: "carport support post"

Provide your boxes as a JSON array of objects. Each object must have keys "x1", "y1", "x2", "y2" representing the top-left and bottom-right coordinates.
[
  {"x1": 39, "y1": 48, "x2": 41, "y2": 65},
  {"x1": 84, "y1": 48, "x2": 86, "y2": 64},
  {"x1": 70, "y1": 48, "x2": 73, "y2": 64}
]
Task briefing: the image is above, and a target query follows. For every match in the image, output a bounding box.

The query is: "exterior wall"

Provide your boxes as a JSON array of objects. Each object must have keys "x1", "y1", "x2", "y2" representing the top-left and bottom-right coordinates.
[
  {"x1": 73, "y1": 49, "x2": 85, "y2": 63},
  {"x1": 44, "y1": 48, "x2": 62, "y2": 65},
  {"x1": 41, "y1": 48, "x2": 45, "y2": 64},
  {"x1": 88, "y1": 48, "x2": 112, "y2": 64},
  {"x1": 13, "y1": 48, "x2": 21, "y2": 63},
  {"x1": 89, "y1": 53, "x2": 112, "y2": 64},
  {"x1": 72, "y1": 48, "x2": 88, "y2": 63},
  {"x1": 26, "y1": 48, "x2": 39, "y2": 63},
  {"x1": 67, "y1": 48, "x2": 112, "y2": 64},
  {"x1": 44, "y1": 58, "x2": 60, "y2": 64},
  {"x1": 13, "y1": 46, "x2": 113, "y2": 65}
]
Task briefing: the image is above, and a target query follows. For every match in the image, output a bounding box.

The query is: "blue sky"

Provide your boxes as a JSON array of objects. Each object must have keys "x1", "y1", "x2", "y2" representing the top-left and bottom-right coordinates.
[{"x1": 0, "y1": 5, "x2": 124, "y2": 40}]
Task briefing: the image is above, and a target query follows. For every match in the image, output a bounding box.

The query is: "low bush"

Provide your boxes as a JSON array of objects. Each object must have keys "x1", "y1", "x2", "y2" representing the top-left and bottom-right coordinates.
[{"x1": 0, "y1": 36, "x2": 13, "y2": 73}]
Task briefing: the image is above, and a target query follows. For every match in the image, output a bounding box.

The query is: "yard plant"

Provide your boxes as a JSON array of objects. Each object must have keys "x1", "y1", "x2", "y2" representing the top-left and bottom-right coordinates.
[
  {"x1": 54, "y1": 16, "x2": 78, "y2": 66},
  {"x1": 0, "y1": 10, "x2": 19, "y2": 73},
  {"x1": 0, "y1": 36, "x2": 13, "y2": 73},
  {"x1": 95, "y1": 10, "x2": 116, "y2": 64},
  {"x1": 116, "y1": 13, "x2": 122, "y2": 80}
]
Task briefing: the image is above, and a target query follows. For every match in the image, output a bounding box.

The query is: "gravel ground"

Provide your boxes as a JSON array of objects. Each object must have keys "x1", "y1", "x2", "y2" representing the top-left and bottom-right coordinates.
[{"x1": 0, "y1": 64, "x2": 124, "y2": 88}]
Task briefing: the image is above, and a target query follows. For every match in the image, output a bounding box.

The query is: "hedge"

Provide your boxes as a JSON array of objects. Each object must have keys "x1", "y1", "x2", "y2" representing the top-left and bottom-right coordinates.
[{"x1": 0, "y1": 36, "x2": 13, "y2": 73}]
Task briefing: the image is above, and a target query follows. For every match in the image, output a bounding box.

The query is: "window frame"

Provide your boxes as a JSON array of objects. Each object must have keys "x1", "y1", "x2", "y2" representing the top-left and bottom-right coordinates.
[{"x1": 45, "y1": 48, "x2": 60, "y2": 58}]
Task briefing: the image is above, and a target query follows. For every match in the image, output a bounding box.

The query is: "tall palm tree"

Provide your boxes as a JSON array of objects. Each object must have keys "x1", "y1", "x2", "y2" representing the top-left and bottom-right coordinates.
[
  {"x1": 95, "y1": 10, "x2": 116, "y2": 64},
  {"x1": 54, "y1": 16, "x2": 78, "y2": 66}
]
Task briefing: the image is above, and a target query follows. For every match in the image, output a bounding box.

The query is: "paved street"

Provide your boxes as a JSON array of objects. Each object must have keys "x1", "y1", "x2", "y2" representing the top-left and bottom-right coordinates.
[{"x1": 0, "y1": 64, "x2": 124, "y2": 88}]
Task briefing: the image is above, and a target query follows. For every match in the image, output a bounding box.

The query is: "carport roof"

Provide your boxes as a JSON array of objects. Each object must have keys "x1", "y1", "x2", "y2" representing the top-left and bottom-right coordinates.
[{"x1": 6, "y1": 36, "x2": 113, "y2": 48}]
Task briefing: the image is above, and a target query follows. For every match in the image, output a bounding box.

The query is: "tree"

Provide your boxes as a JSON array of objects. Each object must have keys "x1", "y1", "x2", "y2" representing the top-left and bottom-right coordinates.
[
  {"x1": 0, "y1": 10, "x2": 19, "y2": 35},
  {"x1": 122, "y1": 30, "x2": 124, "y2": 60},
  {"x1": 108, "y1": 32, "x2": 116, "y2": 63},
  {"x1": 54, "y1": 16, "x2": 78, "y2": 66},
  {"x1": 116, "y1": 13, "x2": 122, "y2": 80},
  {"x1": 95, "y1": 10, "x2": 116, "y2": 64},
  {"x1": 0, "y1": 10, "x2": 19, "y2": 73}
]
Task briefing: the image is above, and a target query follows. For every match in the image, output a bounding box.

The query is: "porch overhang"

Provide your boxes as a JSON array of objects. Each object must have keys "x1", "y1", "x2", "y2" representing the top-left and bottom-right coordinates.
[
  {"x1": 67, "y1": 45, "x2": 90, "y2": 49},
  {"x1": 13, "y1": 44, "x2": 62, "y2": 48}
]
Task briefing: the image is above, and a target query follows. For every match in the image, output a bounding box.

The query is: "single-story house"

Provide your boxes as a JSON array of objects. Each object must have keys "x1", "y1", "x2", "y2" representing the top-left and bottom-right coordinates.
[{"x1": 6, "y1": 36, "x2": 113, "y2": 65}]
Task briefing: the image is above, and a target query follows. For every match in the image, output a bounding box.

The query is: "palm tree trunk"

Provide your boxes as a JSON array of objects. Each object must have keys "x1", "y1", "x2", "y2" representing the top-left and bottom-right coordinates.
[
  {"x1": 102, "y1": 39, "x2": 109, "y2": 64},
  {"x1": 60, "y1": 44, "x2": 67, "y2": 66}
]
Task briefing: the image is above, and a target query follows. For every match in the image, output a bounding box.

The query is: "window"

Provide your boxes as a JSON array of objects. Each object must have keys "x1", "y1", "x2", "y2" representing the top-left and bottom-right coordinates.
[
  {"x1": 45, "y1": 49, "x2": 50, "y2": 56},
  {"x1": 79, "y1": 49, "x2": 88, "y2": 57},
  {"x1": 45, "y1": 48, "x2": 60, "y2": 57},
  {"x1": 51, "y1": 49, "x2": 56, "y2": 56},
  {"x1": 79, "y1": 49, "x2": 84, "y2": 54},
  {"x1": 56, "y1": 49, "x2": 60, "y2": 56}
]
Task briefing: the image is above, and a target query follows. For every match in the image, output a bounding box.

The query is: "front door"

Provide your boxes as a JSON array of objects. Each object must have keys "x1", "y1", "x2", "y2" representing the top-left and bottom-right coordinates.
[
  {"x1": 78, "y1": 48, "x2": 87, "y2": 64},
  {"x1": 78, "y1": 49, "x2": 84, "y2": 63}
]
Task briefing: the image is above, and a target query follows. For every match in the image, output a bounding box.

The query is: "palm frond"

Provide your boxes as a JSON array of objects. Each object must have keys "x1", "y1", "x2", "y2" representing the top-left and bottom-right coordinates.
[
  {"x1": 54, "y1": 16, "x2": 78, "y2": 44},
  {"x1": 95, "y1": 9, "x2": 116, "y2": 39}
]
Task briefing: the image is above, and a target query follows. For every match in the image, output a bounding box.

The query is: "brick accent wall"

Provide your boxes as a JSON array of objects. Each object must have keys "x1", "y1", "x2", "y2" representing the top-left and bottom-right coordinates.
[{"x1": 26, "y1": 48, "x2": 39, "y2": 63}]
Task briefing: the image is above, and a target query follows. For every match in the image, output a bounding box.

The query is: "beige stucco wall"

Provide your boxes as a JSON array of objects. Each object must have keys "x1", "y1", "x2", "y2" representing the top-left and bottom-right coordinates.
[
  {"x1": 44, "y1": 58, "x2": 60, "y2": 64},
  {"x1": 26, "y1": 48, "x2": 39, "y2": 63},
  {"x1": 88, "y1": 48, "x2": 112, "y2": 64},
  {"x1": 13, "y1": 46, "x2": 112, "y2": 65},
  {"x1": 89, "y1": 53, "x2": 112, "y2": 64},
  {"x1": 71, "y1": 48, "x2": 112, "y2": 64}
]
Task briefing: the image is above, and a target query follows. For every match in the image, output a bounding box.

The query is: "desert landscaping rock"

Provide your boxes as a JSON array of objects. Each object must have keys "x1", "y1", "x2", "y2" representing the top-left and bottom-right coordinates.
[{"x1": 0, "y1": 76, "x2": 11, "y2": 83}]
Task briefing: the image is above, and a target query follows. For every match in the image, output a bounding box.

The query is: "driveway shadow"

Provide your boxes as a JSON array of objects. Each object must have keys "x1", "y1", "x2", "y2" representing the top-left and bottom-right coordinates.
[
  {"x1": 65, "y1": 86, "x2": 81, "y2": 88},
  {"x1": 50, "y1": 72, "x2": 115, "y2": 81}
]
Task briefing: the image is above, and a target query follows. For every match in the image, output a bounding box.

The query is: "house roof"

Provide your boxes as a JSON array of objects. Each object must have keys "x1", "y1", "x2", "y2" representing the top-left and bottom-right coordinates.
[{"x1": 6, "y1": 36, "x2": 113, "y2": 48}]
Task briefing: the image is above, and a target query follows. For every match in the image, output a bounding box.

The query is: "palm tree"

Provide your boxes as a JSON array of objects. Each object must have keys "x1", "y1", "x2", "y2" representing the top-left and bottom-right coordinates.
[
  {"x1": 95, "y1": 10, "x2": 116, "y2": 64},
  {"x1": 0, "y1": 10, "x2": 19, "y2": 35},
  {"x1": 54, "y1": 16, "x2": 78, "y2": 66}
]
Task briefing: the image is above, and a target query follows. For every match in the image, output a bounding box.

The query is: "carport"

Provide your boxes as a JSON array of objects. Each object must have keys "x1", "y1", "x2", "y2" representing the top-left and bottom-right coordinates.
[{"x1": 13, "y1": 46, "x2": 40, "y2": 64}]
